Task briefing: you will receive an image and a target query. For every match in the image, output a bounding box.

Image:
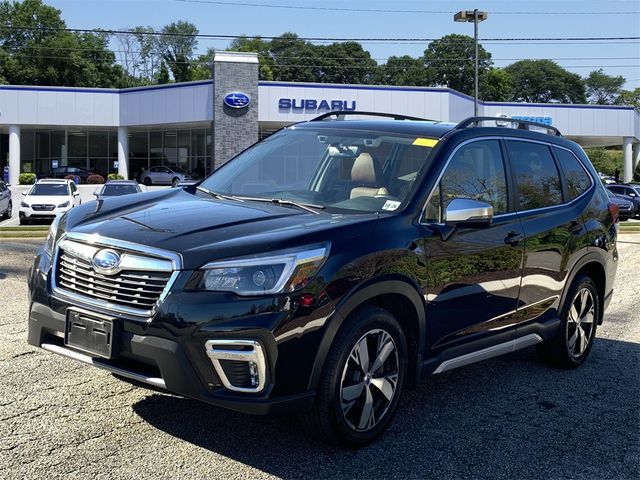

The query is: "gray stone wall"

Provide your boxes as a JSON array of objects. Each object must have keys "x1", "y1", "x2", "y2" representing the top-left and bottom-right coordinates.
[{"x1": 212, "y1": 56, "x2": 259, "y2": 169}]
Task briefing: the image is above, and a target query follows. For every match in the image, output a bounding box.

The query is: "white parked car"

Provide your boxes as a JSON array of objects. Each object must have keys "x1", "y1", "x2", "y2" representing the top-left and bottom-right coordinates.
[
  {"x1": 140, "y1": 166, "x2": 197, "y2": 187},
  {"x1": 19, "y1": 179, "x2": 81, "y2": 225}
]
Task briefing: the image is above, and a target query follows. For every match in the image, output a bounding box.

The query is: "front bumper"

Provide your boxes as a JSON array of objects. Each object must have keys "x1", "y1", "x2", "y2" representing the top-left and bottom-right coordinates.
[{"x1": 20, "y1": 205, "x2": 71, "y2": 219}]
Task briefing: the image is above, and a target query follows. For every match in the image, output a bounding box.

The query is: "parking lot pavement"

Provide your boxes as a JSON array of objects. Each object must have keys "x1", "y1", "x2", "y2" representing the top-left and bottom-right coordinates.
[
  {"x1": 0, "y1": 185, "x2": 163, "y2": 227},
  {"x1": 1, "y1": 238, "x2": 638, "y2": 480}
]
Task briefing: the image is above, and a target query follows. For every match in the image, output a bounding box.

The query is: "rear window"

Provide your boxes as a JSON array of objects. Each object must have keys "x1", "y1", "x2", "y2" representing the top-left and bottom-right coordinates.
[
  {"x1": 554, "y1": 148, "x2": 592, "y2": 200},
  {"x1": 101, "y1": 184, "x2": 139, "y2": 196},
  {"x1": 507, "y1": 140, "x2": 562, "y2": 210}
]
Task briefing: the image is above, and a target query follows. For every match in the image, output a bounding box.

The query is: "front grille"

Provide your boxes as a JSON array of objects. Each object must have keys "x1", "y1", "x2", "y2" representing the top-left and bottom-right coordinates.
[
  {"x1": 56, "y1": 248, "x2": 172, "y2": 311},
  {"x1": 32, "y1": 204, "x2": 55, "y2": 211}
]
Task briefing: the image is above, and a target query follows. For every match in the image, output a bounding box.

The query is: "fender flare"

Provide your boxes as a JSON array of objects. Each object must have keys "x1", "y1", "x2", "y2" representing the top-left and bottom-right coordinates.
[
  {"x1": 307, "y1": 278, "x2": 427, "y2": 390},
  {"x1": 559, "y1": 250, "x2": 607, "y2": 319}
]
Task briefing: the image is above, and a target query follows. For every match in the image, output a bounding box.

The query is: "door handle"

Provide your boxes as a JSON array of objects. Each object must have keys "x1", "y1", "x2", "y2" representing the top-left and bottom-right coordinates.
[{"x1": 504, "y1": 231, "x2": 524, "y2": 245}]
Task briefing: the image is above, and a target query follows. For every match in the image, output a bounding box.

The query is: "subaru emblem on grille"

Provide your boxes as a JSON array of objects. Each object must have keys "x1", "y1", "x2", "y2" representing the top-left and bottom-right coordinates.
[{"x1": 92, "y1": 249, "x2": 121, "y2": 273}]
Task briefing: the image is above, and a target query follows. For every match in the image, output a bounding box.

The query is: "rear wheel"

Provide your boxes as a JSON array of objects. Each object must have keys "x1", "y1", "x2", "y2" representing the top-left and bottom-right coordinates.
[
  {"x1": 304, "y1": 306, "x2": 407, "y2": 447},
  {"x1": 2, "y1": 201, "x2": 11, "y2": 219},
  {"x1": 171, "y1": 177, "x2": 180, "y2": 188},
  {"x1": 143, "y1": 177, "x2": 152, "y2": 186},
  {"x1": 536, "y1": 275, "x2": 599, "y2": 368}
]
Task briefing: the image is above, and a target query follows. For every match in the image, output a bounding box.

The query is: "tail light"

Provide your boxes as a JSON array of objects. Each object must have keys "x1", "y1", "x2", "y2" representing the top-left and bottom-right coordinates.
[{"x1": 608, "y1": 203, "x2": 620, "y2": 223}]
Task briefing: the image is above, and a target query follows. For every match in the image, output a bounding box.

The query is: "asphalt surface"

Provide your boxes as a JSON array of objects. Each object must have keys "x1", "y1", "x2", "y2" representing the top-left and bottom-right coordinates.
[{"x1": 1, "y1": 237, "x2": 639, "y2": 480}]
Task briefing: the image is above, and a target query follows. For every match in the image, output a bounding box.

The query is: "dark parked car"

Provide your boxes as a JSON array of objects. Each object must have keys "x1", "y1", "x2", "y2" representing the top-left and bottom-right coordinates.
[
  {"x1": 93, "y1": 180, "x2": 142, "y2": 200},
  {"x1": 606, "y1": 190, "x2": 634, "y2": 220},
  {"x1": 606, "y1": 184, "x2": 640, "y2": 216},
  {"x1": 38, "y1": 166, "x2": 93, "y2": 183},
  {"x1": 0, "y1": 181, "x2": 11, "y2": 220},
  {"x1": 28, "y1": 114, "x2": 618, "y2": 447}
]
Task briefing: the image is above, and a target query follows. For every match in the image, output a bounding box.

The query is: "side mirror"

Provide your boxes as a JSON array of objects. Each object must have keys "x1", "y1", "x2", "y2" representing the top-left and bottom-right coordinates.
[
  {"x1": 445, "y1": 198, "x2": 494, "y2": 228},
  {"x1": 21, "y1": 192, "x2": 27, "y2": 196},
  {"x1": 93, "y1": 192, "x2": 99, "y2": 197},
  {"x1": 73, "y1": 192, "x2": 80, "y2": 197}
]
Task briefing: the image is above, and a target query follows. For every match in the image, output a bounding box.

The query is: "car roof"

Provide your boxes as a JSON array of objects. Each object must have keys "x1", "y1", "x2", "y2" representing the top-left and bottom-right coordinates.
[
  {"x1": 36, "y1": 179, "x2": 71, "y2": 184},
  {"x1": 291, "y1": 119, "x2": 456, "y2": 138},
  {"x1": 104, "y1": 180, "x2": 138, "y2": 184}
]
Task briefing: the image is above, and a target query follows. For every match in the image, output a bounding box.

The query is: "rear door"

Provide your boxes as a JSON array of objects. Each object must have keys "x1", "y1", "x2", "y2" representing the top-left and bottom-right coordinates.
[
  {"x1": 421, "y1": 138, "x2": 525, "y2": 350},
  {"x1": 506, "y1": 139, "x2": 593, "y2": 327}
]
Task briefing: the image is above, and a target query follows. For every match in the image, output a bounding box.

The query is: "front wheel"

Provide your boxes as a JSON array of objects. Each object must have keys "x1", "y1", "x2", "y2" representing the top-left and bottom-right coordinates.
[
  {"x1": 143, "y1": 177, "x2": 152, "y2": 186},
  {"x1": 2, "y1": 201, "x2": 11, "y2": 219},
  {"x1": 171, "y1": 177, "x2": 180, "y2": 188},
  {"x1": 305, "y1": 306, "x2": 407, "y2": 447},
  {"x1": 536, "y1": 276, "x2": 599, "y2": 368}
]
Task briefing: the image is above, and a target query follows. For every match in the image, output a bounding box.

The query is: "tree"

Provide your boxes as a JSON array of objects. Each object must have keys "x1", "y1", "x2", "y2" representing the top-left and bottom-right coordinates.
[
  {"x1": 480, "y1": 68, "x2": 513, "y2": 102},
  {"x1": 269, "y1": 33, "x2": 321, "y2": 83},
  {"x1": 315, "y1": 41, "x2": 377, "y2": 84},
  {"x1": 585, "y1": 69, "x2": 625, "y2": 104},
  {"x1": 505, "y1": 60, "x2": 586, "y2": 103},
  {"x1": 615, "y1": 88, "x2": 640, "y2": 109},
  {"x1": 158, "y1": 21, "x2": 198, "y2": 82},
  {"x1": 228, "y1": 36, "x2": 274, "y2": 80},
  {"x1": 376, "y1": 55, "x2": 427, "y2": 86},
  {"x1": 423, "y1": 34, "x2": 492, "y2": 95}
]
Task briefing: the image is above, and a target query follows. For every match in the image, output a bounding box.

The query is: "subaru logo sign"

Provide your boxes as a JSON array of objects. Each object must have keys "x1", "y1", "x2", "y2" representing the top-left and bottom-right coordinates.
[
  {"x1": 224, "y1": 92, "x2": 250, "y2": 109},
  {"x1": 92, "y1": 249, "x2": 121, "y2": 273}
]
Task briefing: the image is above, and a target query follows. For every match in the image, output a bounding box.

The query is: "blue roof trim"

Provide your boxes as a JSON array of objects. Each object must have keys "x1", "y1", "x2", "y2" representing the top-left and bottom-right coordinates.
[
  {"x1": 120, "y1": 80, "x2": 212, "y2": 94},
  {"x1": 0, "y1": 80, "x2": 212, "y2": 95}
]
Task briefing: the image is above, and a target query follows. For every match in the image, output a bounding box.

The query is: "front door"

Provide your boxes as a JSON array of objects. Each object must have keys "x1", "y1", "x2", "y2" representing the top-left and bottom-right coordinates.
[{"x1": 421, "y1": 138, "x2": 525, "y2": 352}]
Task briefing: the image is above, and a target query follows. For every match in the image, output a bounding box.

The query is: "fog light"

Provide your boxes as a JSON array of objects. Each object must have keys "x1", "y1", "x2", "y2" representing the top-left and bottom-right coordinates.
[{"x1": 204, "y1": 339, "x2": 267, "y2": 393}]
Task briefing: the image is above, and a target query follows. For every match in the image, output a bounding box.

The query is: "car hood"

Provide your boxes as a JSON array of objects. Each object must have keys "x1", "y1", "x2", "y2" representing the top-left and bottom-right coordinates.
[
  {"x1": 63, "y1": 189, "x2": 379, "y2": 269},
  {"x1": 24, "y1": 195, "x2": 71, "y2": 205}
]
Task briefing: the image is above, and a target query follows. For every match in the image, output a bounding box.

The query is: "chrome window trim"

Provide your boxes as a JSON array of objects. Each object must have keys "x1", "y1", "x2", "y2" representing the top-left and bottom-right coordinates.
[
  {"x1": 51, "y1": 232, "x2": 182, "y2": 321},
  {"x1": 419, "y1": 136, "x2": 596, "y2": 225}
]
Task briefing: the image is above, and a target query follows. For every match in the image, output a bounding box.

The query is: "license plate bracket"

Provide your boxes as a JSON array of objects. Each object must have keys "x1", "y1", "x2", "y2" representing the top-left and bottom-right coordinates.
[{"x1": 65, "y1": 309, "x2": 117, "y2": 359}]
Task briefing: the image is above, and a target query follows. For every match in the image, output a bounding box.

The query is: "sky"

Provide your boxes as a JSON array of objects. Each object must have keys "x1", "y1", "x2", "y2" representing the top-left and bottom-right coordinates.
[{"x1": 46, "y1": 0, "x2": 640, "y2": 90}]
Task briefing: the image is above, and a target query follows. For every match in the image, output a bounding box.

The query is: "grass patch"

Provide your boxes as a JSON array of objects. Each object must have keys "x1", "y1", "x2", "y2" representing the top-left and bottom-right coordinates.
[
  {"x1": 0, "y1": 226, "x2": 49, "y2": 232},
  {"x1": 0, "y1": 232, "x2": 46, "y2": 238}
]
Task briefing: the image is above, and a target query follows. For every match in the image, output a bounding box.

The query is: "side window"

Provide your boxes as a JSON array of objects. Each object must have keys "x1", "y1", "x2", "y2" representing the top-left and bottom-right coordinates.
[
  {"x1": 507, "y1": 140, "x2": 562, "y2": 210},
  {"x1": 554, "y1": 148, "x2": 592, "y2": 200},
  {"x1": 423, "y1": 139, "x2": 508, "y2": 222}
]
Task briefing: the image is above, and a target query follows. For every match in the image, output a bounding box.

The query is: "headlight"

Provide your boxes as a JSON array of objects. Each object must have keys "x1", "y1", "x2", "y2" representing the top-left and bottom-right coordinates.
[
  {"x1": 58, "y1": 201, "x2": 70, "y2": 208},
  {"x1": 198, "y1": 244, "x2": 330, "y2": 295},
  {"x1": 45, "y1": 214, "x2": 64, "y2": 257},
  {"x1": 20, "y1": 201, "x2": 29, "y2": 208}
]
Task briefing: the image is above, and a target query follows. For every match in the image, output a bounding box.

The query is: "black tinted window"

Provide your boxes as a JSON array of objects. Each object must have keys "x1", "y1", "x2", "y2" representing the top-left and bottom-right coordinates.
[
  {"x1": 507, "y1": 141, "x2": 562, "y2": 210},
  {"x1": 102, "y1": 184, "x2": 139, "y2": 196},
  {"x1": 424, "y1": 139, "x2": 508, "y2": 222},
  {"x1": 554, "y1": 148, "x2": 592, "y2": 200}
]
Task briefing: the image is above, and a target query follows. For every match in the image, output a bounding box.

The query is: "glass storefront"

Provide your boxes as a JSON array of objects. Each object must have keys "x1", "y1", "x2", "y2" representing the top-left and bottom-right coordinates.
[{"x1": 19, "y1": 126, "x2": 212, "y2": 180}]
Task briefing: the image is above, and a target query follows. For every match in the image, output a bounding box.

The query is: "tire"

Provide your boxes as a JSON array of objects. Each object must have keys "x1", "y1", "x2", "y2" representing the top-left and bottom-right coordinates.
[
  {"x1": 171, "y1": 177, "x2": 180, "y2": 188},
  {"x1": 19, "y1": 217, "x2": 29, "y2": 225},
  {"x1": 304, "y1": 305, "x2": 407, "y2": 447},
  {"x1": 143, "y1": 177, "x2": 152, "y2": 186},
  {"x1": 536, "y1": 275, "x2": 599, "y2": 369},
  {"x1": 2, "y1": 201, "x2": 10, "y2": 220}
]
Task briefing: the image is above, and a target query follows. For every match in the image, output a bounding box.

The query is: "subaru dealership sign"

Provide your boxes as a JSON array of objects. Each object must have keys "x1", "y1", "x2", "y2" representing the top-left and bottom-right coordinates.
[
  {"x1": 278, "y1": 98, "x2": 357, "y2": 113},
  {"x1": 224, "y1": 92, "x2": 251, "y2": 109}
]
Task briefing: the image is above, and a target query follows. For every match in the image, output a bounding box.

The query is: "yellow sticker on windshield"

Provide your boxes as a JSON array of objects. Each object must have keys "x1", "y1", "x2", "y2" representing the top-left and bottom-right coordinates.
[{"x1": 413, "y1": 138, "x2": 438, "y2": 147}]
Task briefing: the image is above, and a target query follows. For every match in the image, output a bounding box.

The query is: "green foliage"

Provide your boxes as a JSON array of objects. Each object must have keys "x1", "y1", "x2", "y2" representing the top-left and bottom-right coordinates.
[
  {"x1": 159, "y1": 21, "x2": 198, "y2": 82},
  {"x1": 423, "y1": 34, "x2": 492, "y2": 96},
  {"x1": 86, "y1": 174, "x2": 105, "y2": 184},
  {"x1": 228, "y1": 36, "x2": 274, "y2": 80},
  {"x1": 584, "y1": 148, "x2": 623, "y2": 176},
  {"x1": 480, "y1": 68, "x2": 513, "y2": 101},
  {"x1": 376, "y1": 55, "x2": 427, "y2": 86},
  {"x1": 269, "y1": 32, "x2": 321, "y2": 83},
  {"x1": 316, "y1": 41, "x2": 377, "y2": 84},
  {"x1": 107, "y1": 173, "x2": 124, "y2": 180},
  {"x1": 585, "y1": 69, "x2": 625, "y2": 104},
  {"x1": 18, "y1": 173, "x2": 36, "y2": 184},
  {"x1": 615, "y1": 88, "x2": 640, "y2": 109},
  {"x1": 505, "y1": 60, "x2": 586, "y2": 103}
]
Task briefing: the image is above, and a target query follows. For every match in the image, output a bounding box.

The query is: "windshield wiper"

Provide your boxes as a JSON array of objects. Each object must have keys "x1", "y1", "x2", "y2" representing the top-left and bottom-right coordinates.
[
  {"x1": 236, "y1": 196, "x2": 325, "y2": 215},
  {"x1": 197, "y1": 186, "x2": 244, "y2": 202}
]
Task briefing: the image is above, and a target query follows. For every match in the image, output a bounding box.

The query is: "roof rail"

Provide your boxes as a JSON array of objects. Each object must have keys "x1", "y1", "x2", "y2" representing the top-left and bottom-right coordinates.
[
  {"x1": 310, "y1": 110, "x2": 433, "y2": 122},
  {"x1": 455, "y1": 116, "x2": 562, "y2": 136}
]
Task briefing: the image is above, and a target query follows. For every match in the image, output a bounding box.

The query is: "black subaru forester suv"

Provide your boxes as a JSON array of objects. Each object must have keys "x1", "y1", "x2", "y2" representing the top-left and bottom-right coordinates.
[{"x1": 28, "y1": 113, "x2": 618, "y2": 447}]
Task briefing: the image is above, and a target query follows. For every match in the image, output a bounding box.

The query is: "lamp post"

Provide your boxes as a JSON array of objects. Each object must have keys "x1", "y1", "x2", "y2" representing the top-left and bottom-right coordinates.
[{"x1": 454, "y1": 9, "x2": 488, "y2": 116}]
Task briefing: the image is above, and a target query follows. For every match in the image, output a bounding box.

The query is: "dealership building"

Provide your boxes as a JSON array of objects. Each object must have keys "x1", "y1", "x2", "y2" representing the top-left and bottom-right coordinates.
[{"x1": 1, "y1": 51, "x2": 639, "y2": 185}]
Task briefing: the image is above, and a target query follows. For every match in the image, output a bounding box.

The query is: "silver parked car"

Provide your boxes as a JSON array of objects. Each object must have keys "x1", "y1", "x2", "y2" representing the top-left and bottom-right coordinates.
[
  {"x1": 0, "y1": 181, "x2": 11, "y2": 220},
  {"x1": 139, "y1": 166, "x2": 197, "y2": 187}
]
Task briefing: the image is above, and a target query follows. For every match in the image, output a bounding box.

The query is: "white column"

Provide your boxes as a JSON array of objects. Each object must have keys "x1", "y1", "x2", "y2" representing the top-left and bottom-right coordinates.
[
  {"x1": 633, "y1": 142, "x2": 640, "y2": 174},
  {"x1": 8, "y1": 125, "x2": 20, "y2": 185},
  {"x1": 623, "y1": 137, "x2": 633, "y2": 183},
  {"x1": 117, "y1": 126, "x2": 129, "y2": 180}
]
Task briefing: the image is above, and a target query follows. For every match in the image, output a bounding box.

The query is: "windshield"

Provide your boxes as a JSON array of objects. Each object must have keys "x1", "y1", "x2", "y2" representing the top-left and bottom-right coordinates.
[
  {"x1": 28, "y1": 184, "x2": 70, "y2": 196},
  {"x1": 101, "y1": 184, "x2": 139, "y2": 196},
  {"x1": 200, "y1": 127, "x2": 437, "y2": 213}
]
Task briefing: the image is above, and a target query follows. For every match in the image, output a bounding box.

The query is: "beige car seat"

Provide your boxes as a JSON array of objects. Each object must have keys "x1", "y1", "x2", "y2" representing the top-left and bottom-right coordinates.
[{"x1": 350, "y1": 153, "x2": 388, "y2": 199}]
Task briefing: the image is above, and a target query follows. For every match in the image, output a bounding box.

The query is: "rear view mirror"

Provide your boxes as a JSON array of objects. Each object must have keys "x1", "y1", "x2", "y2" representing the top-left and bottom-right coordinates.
[{"x1": 445, "y1": 199, "x2": 493, "y2": 228}]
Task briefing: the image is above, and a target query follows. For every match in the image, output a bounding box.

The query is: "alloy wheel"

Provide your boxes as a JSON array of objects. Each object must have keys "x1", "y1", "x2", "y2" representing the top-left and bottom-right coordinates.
[
  {"x1": 340, "y1": 329, "x2": 399, "y2": 432},
  {"x1": 566, "y1": 287, "x2": 595, "y2": 358}
]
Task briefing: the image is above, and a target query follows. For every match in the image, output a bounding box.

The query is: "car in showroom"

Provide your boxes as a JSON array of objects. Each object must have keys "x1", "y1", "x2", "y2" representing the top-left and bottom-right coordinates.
[
  {"x1": 606, "y1": 184, "x2": 640, "y2": 216},
  {"x1": 139, "y1": 166, "x2": 197, "y2": 187},
  {"x1": 19, "y1": 179, "x2": 81, "y2": 224},
  {"x1": 93, "y1": 180, "x2": 143, "y2": 200},
  {"x1": 27, "y1": 113, "x2": 618, "y2": 447},
  {"x1": 0, "y1": 180, "x2": 12, "y2": 220},
  {"x1": 605, "y1": 189, "x2": 634, "y2": 221},
  {"x1": 37, "y1": 166, "x2": 94, "y2": 184}
]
